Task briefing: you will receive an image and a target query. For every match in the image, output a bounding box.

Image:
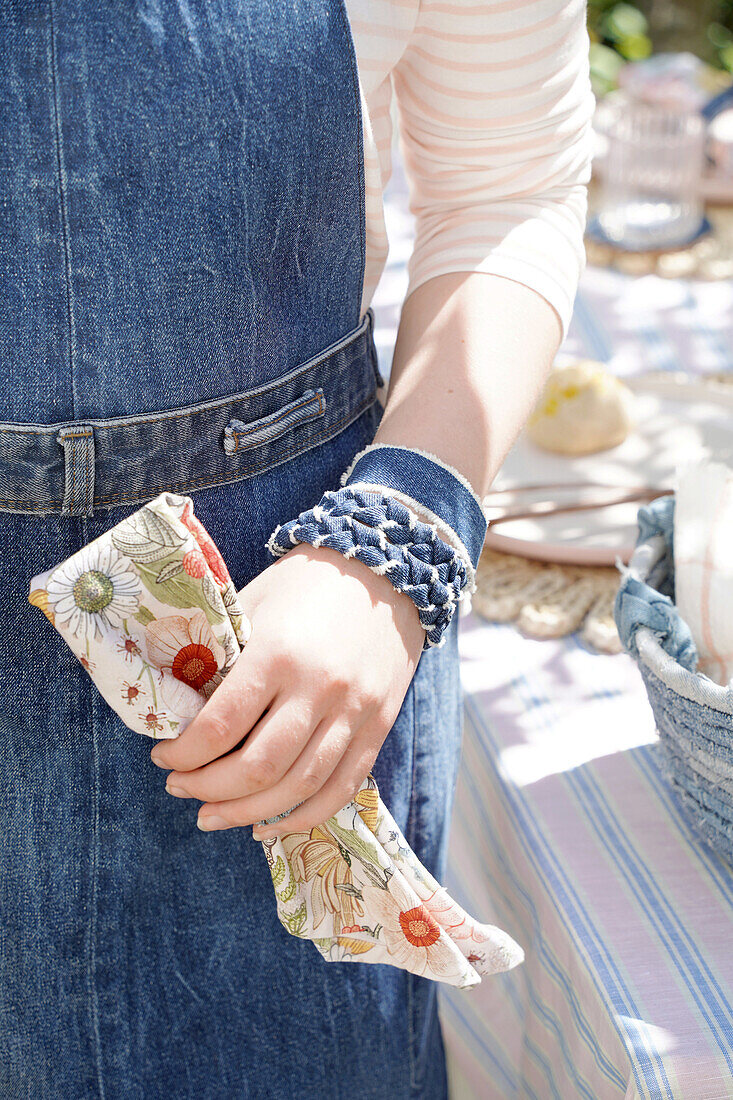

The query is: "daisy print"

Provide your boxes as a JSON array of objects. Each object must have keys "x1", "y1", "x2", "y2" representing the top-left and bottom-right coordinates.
[{"x1": 46, "y1": 543, "x2": 141, "y2": 641}]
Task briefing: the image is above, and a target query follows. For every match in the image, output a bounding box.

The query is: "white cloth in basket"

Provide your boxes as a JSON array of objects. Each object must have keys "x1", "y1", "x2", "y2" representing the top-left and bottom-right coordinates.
[{"x1": 674, "y1": 461, "x2": 733, "y2": 687}]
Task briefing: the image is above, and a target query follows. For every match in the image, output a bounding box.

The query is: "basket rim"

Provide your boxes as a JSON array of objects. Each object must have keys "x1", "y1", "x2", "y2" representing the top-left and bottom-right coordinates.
[
  {"x1": 635, "y1": 628, "x2": 733, "y2": 716},
  {"x1": 629, "y1": 531, "x2": 733, "y2": 715}
]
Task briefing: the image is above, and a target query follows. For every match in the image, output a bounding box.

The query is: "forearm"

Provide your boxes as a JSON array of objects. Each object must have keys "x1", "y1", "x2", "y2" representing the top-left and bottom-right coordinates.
[
  {"x1": 154, "y1": 268, "x2": 565, "y2": 832},
  {"x1": 373, "y1": 271, "x2": 563, "y2": 498}
]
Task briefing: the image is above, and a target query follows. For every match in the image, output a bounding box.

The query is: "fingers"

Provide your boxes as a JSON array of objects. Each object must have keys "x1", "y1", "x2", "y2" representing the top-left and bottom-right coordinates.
[
  {"x1": 163, "y1": 695, "x2": 320, "y2": 803},
  {"x1": 196, "y1": 714, "x2": 359, "y2": 832},
  {"x1": 149, "y1": 649, "x2": 274, "y2": 773},
  {"x1": 252, "y1": 728, "x2": 380, "y2": 836}
]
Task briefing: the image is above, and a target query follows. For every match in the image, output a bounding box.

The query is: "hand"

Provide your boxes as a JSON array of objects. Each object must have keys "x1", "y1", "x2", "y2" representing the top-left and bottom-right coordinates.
[{"x1": 149, "y1": 542, "x2": 425, "y2": 837}]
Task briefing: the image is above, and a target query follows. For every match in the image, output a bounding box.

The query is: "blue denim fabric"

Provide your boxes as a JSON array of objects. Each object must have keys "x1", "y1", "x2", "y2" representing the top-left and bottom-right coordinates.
[
  {"x1": 0, "y1": 4, "x2": 460, "y2": 1096},
  {"x1": 0, "y1": 312, "x2": 380, "y2": 517},
  {"x1": 0, "y1": 1, "x2": 368, "y2": 421},
  {"x1": 344, "y1": 445, "x2": 488, "y2": 568},
  {"x1": 267, "y1": 486, "x2": 469, "y2": 649},
  {"x1": 613, "y1": 495, "x2": 698, "y2": 670},
  {"x1": 616, "y1": 494, "x2": 733, "y2": 865}
]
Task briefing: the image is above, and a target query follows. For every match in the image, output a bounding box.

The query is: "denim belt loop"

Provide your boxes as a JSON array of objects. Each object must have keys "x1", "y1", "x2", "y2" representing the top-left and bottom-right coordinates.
[{"x1": 56, "y1": 425, "x2": 96, "y2": 516}]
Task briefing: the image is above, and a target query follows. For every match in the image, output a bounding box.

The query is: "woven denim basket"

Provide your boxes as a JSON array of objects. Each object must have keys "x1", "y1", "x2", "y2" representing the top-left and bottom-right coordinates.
[{"x1": 614, "y1": 494, "x2": 733, "y2": 864}]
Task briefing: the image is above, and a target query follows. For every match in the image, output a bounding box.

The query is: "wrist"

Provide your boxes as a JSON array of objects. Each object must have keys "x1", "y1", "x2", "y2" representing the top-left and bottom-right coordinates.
[
  {"x1": 278, "y1": 541, "x2": 425, "y2": 653},
  {"x1": 266, "y1": 486, "x2": 470, "y2": 650}
]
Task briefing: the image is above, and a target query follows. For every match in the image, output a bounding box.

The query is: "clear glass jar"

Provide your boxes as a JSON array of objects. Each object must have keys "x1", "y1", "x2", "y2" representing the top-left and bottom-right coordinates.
[{"x1": 595, "y1": 92, "x2": 705, "y2": 250}]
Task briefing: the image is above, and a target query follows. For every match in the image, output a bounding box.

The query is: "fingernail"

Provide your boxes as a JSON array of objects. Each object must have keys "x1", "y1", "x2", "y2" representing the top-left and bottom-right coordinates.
[
  {"x1": 253, "y1": 829, "x2": 278, "y2": 841},
  {"x1": 197, "y1": 815, "x2": 229, "y2": 832},
  {"x1": 151, "y1": 753, "x2": 168, "y2": 769},
  {"x1": 166, "y1": 784, "x2": 189, "y2": 797}
]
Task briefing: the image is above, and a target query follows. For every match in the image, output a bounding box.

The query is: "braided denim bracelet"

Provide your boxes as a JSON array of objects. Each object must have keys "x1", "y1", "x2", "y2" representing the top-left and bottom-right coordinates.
[
  {"x1": 341, "y1": 444, "x2": 488, "y2": 582},
  {"x1": 265, "y1": 487, "x2": 470, "y2": 649}
]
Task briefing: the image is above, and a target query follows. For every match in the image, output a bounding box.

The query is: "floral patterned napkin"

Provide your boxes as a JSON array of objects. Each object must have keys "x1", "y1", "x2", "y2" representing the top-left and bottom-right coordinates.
[{"x1": 28, "y1": 491, "x2": 523, "y2": 989}]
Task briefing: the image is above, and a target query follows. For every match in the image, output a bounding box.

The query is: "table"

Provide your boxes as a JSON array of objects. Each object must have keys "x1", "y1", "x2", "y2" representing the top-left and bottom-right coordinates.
[
  {"x1": 437, "y1": 267, "x2": 733, "y2": 1099},
  {"x1": 439, "y1": 615, "x2": 733, "y2": 1100},
  {"x1": 374, "y1": 155, "x2": 733, "y2": 1099}
]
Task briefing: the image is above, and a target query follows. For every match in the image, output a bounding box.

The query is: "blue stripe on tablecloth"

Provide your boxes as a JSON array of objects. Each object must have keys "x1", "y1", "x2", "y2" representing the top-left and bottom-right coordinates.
[
  {"x1": 456, "y1": 759, "x2": 626, "y2": 1097},
  {"x1": 570, "y1": 766, "x2": 733, "y2": 1077},
  {"x1": 524, "y1": 1034, "x2": 563, "y2": 1100},
  {"x1": 637, "y1": 323, "x2": 681, "y2": 372},
  {"x1": 446, "y1": 986, "x2": 519, "y2": 1096},
  {"x1": 573, "y1": 292, "x2": 613, "y2": 362},
  {"x1": 464, "y1": 691, "x2": 673, "y2": 1100},
  {"x1": 564, "y1": 642, "x2": 733, "y2": 1075},
  {"x1": 510, "y1": 658, "x2": 733, "y2": 1096},
  {"x1": 633, "y1": 746, "x2": 733, "y2": 908},
  {"x1": 681, "y1": 286, "x2": 733, "y2": 374}
]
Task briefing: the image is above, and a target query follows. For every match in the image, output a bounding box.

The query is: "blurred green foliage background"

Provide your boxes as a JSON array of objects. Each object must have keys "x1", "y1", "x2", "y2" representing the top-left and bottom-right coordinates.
[{"x1": 589, "y1": 0, "x2": 733, "y2": 94}]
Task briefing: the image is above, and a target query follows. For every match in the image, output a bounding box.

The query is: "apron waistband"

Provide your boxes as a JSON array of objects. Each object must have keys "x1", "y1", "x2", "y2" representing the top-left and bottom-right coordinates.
[{"x1": 0, "y1": 310, "x2": 381, "y2": 517}]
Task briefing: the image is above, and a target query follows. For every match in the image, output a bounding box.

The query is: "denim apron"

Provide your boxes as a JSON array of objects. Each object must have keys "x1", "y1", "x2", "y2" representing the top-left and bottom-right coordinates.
[{"x1": 0, "y1": 4, "x2": 462, "y2": 1097}]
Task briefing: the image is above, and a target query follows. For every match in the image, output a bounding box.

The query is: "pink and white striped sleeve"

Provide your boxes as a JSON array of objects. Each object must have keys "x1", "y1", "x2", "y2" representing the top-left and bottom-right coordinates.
[{"x1": 392, "y1": 0, "x2": 595, "y2": 336}]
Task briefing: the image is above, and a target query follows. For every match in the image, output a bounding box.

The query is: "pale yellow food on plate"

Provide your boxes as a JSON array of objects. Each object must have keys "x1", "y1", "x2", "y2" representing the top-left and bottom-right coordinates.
[{"x1": 527, "y1": 360, "x2": 635, "y2": 456}]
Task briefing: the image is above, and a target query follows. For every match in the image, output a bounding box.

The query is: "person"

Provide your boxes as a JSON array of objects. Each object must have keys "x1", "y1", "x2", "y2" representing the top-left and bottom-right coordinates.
[{"x1": 0, "y1": 1, "x2": 593, "y2": 1097}]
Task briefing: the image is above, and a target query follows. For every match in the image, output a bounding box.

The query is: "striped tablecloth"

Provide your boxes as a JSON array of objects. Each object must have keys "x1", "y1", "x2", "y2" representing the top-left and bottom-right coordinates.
[
  {"x1": 439, "y1": 616, "x2": 733, "y2": 1100},
  {"x1": 433, "y1": 265, "x2": 733, "y2": 1100},
  {"x1": 373, "y1": 151, "x2": 733, "y2": 1099}
]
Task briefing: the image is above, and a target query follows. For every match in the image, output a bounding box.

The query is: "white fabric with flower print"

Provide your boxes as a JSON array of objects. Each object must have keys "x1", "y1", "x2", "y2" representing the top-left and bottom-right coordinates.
[{"x1": 28, "y1": 491, "x2": 523, "y2": 988}]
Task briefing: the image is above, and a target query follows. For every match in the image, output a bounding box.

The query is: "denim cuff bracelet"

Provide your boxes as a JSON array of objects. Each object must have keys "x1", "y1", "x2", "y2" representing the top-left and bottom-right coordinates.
[
  {"x1": 265, "y1": 487, "x2": 470, "y2": 649},
  {"x1": 340, "y1": 444, "x2": 488, "y2": 589}
]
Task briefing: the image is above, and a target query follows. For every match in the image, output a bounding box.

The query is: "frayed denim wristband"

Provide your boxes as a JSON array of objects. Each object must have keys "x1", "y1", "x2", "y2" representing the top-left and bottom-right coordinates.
[
  {"x1": 265, "y1": 487, "x2": 470, "y2": 649},
  {"x1": 340, "y1": 444, "x2": 488, "y2": 576}
]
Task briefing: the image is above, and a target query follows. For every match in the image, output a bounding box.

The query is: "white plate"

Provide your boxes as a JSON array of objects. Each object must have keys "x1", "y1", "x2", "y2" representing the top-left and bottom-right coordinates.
[{"x1": 485, "y1": 376, "x2": 733, "y2": 565}]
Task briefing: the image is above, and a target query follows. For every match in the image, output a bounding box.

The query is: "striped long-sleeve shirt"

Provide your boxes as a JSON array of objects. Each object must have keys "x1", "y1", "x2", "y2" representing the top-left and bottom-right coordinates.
[{"x1": 345, "y1": 0, "x2": 595, "y2": 335}]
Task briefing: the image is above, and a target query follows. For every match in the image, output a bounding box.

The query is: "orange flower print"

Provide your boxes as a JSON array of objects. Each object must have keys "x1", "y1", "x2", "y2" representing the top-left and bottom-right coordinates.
[
  {"x1": 359, "y1": 879, "x2": 465, "y2": 982},
  {"x1": 117, "y1": 634, "x2": 142, "y2": 662},
  {"x1": 180, "y1": 501, "x2": 233, "y2": 592},
  {"x1": 280, "y1": 825, "x2": 364, "y2": 934},
  {"x1": 182, "y1": 549, "x2": 207, "y2": 579},
  {"x1": 121, "y1": 680, "x2": 144, "y2": 706},
  {"x1": 138, "y1": 708, "x2": 167, "y2": 734},
  {"x1": 144, "y1": 612, "x2": 226, "y2": 698},
  {"x1": 398, "y1": 905, "x2": 441, "y2": 948}
]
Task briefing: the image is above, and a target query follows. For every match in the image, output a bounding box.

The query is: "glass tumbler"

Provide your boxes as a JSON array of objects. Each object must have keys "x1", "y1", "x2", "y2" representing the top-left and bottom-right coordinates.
[{"x1": 596, "y1": 92, "x2": 705, "y2": 250}]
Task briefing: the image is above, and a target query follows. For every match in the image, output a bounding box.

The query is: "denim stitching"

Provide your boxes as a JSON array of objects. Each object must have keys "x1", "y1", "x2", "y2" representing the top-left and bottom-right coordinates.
[
  {"x1": 84, "y1": 431, "x2": 95, "y2": 514},
  {"x1": 69, "y1": 436, "x2": 77, "y2": 512},
  {"x1": 229, "y1": 390, "x2": 325, "y2": 453},
  {"x1": 231, "y1": 390, "x2": 324, "y2": 439},
  {"x1": 57, "y1": 428, "x2": 94, "y2": 515},
  {"x1": 335, "y1": 0, "x2": 366, "y2": 325},
  {"x1": 86, "y1": 604, "x2": 106, "y2": 1100},
  {"x1": 58, "y1": 430, "x2": 75, "y2": 515},
  {"x1": 47, "y1": 0, "x2": 78, "y2": 418},
  {"x1": 0, "y1": 313, "x2": 372, "y2": 436},
  {"x1": 0, "y1": 391, "x2": 376, "y2": 512},
  {"x1": 91, "y1": 395, "x2": 375, "y2": 506}
]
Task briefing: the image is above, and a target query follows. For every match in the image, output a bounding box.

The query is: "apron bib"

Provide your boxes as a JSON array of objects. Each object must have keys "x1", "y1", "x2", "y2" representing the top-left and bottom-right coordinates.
[{"x1": 0, "y1": 5, "x2": 461, "y2": 1096}]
